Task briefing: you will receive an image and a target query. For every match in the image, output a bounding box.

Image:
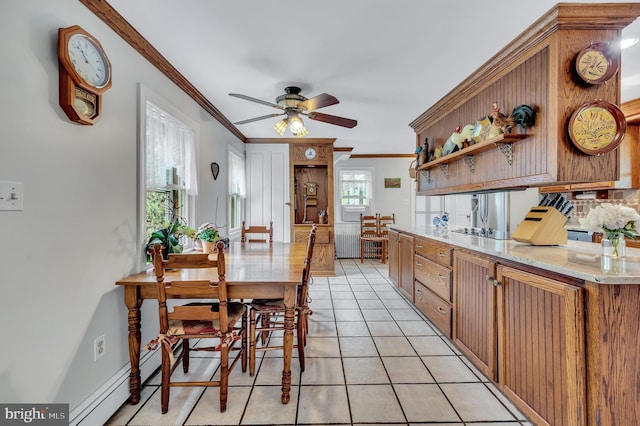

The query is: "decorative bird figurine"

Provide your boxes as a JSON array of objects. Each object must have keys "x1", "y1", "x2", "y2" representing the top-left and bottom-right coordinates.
[{"x1": 491, "y1": 102, "x2": 536, "y2": 133}]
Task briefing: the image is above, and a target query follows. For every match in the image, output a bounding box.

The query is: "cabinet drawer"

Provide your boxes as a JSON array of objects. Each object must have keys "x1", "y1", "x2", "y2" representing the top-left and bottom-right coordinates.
[
  {"x1": 414, "y1": 254, "x2": 452, "y2": 302},
  {"x1": 294, "y1": 228, "x2": 331, "y2": 244},
  {"x1": 414, "y1": 238, "x2": 452, "y2": 267},
  {"x1": 414, "y1": 281, "x2": 452, "y2": 337}
]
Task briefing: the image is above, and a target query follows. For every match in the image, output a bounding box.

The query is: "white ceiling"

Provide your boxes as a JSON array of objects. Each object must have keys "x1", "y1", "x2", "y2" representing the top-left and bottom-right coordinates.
[{"x1": 107, "y1": 0, "x2": 640, "y2": 154}]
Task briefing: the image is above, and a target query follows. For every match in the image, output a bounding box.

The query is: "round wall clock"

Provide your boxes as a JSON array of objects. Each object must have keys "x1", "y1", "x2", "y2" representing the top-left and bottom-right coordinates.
[
  {"x1": 58, "y1": 25, "x2": 112, "y2": 125},
  {"x1": 305, "y1": 147, "x2": 317, "y2": 159},
  {"x1": 568, "y1": 100, "x2": 626, "y2": 155},
  {"x1": 574, "y1": 42, "x2": 619, "y2": 85}
]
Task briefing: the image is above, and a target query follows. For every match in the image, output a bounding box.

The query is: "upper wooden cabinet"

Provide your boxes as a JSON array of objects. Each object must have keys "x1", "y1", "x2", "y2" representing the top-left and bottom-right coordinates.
[{"x1": 410, "y1": 3, "x2": 640, "y2": 196}]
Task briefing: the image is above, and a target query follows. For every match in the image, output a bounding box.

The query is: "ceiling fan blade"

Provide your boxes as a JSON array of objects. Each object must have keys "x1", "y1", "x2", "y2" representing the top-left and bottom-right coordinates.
[
  {"x1": 297, "y1": 93, "x2": 339, "y2": 111},
  {"x1": 234, "y1": 113, "x2": 285, "y2": 125},
  {"x1": 229, "y1": 93, "x2": 283, "y2": 109},
  {"x1": 306, "y1": 112, "x2": 358, "y2": 128}
]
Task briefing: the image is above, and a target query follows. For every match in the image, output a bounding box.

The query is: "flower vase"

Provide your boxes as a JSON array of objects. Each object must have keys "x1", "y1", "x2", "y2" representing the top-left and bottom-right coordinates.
[
  {"x1": 201, "y1": 240, "x2": 216, "y2": 254},
  {"x1": 602, "y1": 233, "x2": 626, "y2": 257}
]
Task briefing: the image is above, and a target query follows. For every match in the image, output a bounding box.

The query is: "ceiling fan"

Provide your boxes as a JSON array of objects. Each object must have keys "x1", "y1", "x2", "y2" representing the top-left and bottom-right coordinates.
[{"x1": 229, "y1": 86, "x2": 357, "y2": 137}]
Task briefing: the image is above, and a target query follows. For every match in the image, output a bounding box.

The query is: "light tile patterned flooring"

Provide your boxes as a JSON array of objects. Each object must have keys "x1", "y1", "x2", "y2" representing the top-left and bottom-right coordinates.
[{"x1": 107, "y1": 259, "x2": 532, "y2": 426}]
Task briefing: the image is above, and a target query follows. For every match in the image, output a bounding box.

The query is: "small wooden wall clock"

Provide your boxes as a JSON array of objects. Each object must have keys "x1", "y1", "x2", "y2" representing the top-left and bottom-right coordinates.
[{"x1": 58, "y1": 25, "x2": 112, "y2": 125}]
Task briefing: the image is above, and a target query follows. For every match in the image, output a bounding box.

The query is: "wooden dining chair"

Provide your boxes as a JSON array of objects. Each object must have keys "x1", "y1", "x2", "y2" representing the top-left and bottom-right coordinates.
[
  {"x1": 360, "y1": 213, "x2": 387, "y2": 263},
  {"x1": 241, "y1": 220, "x2": 273, "y2": 244},
  {"x1": 145, "y1": 242, "x2": 247, "y2": 413},
  {"x1": 247, "y1": 225, "x2": 317, "y2": 376}
]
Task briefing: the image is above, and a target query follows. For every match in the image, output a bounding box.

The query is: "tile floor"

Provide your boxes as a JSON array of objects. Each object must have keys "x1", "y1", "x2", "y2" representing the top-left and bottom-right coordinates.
[{"x1": 107, "y1": 259, "x2": 533, "y2": 426}]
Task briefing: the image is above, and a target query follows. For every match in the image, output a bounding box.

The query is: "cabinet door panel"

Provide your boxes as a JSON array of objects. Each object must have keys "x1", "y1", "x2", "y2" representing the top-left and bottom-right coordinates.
[
  {"x1": 388, "y1": 230, "x2": 399, "y2": 285},
  {"x1": 453, "y1": 251, "x2": 496, "y2": 380},
  {"x1": 497, "y1": 266, "x2": 585, "y2": 426},
  {"x1": 399, "y1": 234, "x2": 414, "y2": 300}
]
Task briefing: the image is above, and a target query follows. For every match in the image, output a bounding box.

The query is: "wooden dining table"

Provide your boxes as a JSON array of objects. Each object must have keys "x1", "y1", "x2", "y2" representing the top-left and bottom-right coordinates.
[{"x1": 115, "y1": 241, "x2": 307, "y2": 405}]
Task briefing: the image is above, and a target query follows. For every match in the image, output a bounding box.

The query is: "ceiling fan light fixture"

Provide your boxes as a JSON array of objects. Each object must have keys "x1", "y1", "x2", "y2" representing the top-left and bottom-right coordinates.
[
  {"x1": 293, "y1": 126, "x2": 309, "y2": 138},
  {"x1": 273, "y1": 118, "x2": 288, "y2": 135},
  {"x1": 289, "y1": 114, "x2": 305, "y2": 134}
]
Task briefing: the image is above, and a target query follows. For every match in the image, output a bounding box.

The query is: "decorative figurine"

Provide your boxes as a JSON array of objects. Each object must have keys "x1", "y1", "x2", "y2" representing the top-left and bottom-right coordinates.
[{"x1": 491, "y1": 102, "x2": 536, "y2": 133}]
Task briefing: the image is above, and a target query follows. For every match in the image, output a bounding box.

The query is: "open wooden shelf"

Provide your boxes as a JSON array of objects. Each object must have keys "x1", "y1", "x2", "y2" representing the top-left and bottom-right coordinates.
[{"x1": 418, "y1": 133, "x2": 528, "y2": 171}]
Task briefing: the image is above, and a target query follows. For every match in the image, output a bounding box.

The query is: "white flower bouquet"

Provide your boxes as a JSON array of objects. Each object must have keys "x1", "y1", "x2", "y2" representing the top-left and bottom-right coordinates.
[{"x1": 578, "y1": 203, "x2": 640, "y2": 239}]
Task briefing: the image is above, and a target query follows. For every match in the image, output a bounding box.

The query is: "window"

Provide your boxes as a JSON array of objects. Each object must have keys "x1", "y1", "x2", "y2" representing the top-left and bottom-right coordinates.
[
  {"x1": 228, "y1": 149, "x2": 246, "y2": 232},
  {"x1": 144, "y1": 100, "x2": 197, "y2": 243},
  {"x1": 339, "y1": 169, "x2": 372, "y2": 206}
]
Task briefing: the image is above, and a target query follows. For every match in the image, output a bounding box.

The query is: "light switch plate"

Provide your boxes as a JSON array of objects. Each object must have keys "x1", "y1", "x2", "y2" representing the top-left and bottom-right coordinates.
[{"x1": 0, "y1": 181, "x2": 23, "y2": 211}]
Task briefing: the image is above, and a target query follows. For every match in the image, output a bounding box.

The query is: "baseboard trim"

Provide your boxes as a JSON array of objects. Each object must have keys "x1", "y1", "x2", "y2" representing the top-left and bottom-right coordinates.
[{"x1": 69, "y1": 351, "x2": 160, "y2": 426}]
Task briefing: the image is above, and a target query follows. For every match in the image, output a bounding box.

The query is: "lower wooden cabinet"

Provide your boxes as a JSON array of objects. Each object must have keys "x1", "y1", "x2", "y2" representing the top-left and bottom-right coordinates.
[
  {"x1": 388, "y1": 230, "x2": 399, "y2": 285},
  {"x1": 453, "y1": 250, "x2": 497, "y2": 380},
  {"x1": 496, "y1": 265, "x2": 586, "y2": 426},
  {"x1": 398, "y1": 233, "x2": 414, "y2": 300}
]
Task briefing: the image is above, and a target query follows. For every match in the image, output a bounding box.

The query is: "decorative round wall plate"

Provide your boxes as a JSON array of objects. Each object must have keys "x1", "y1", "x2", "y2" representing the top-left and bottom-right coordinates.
[
  {"x1": 568, "y1": 100, "x2": 626, "y2": 155},
  {"x1": 574, "y1": 42, "x2": 619, "y2": 84}
]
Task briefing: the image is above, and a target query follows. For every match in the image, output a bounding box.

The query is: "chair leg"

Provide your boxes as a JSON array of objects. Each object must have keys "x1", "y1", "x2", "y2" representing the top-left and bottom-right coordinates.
[
  {"x1": 261, "y1": 313, "x2": 271, "y2": 344},
  {"x1": 249, "y1": 308, "x2": 256, "y2": 376},
  {"x1": 360, "y1": 240, "x2": 364, "y2": 263},
  {"x1": 296, "y1": 315, "x2": 305, "y2": 372},
  {"x1": 182, "y1": 339, "x2": 190, "y2": 373},
  {"x1": 241, "y1": 310, "x2": 248, "y2": 372},
  {"x1": 161, "y1": 347, "x2": 171, "y2": 414},
  {"x1": 219, "y1": 345, "x2": 229, "y2": 413}
]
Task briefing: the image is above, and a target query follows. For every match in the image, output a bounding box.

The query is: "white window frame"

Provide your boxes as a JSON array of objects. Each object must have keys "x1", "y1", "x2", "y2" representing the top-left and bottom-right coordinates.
[
  {"x1": 137, "y1": 84, "x2": 199, "y2": 268},
  {"x1": 338, "y1": 168, "x2": 373, "y2": 207}
]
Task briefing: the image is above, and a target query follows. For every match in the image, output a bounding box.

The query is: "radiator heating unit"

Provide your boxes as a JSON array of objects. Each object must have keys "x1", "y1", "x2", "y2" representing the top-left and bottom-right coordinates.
[{"x1": 335, "y1": 234, "x2": 360, "y2": 258}]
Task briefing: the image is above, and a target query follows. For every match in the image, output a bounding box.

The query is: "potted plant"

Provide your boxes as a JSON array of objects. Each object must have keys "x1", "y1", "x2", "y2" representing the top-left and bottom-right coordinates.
[
  {"x1": 146, "y1": 221, "x2": 196, "y2": 261},
  {"x1": 198, "y1": 222, "x2": 220, "y2": 253}
]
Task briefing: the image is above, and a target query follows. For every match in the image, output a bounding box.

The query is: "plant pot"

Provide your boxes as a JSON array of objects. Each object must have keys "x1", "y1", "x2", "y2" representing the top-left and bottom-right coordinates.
[{"x1": 201, "y1": 240, "x2": 216, "y2": 254}]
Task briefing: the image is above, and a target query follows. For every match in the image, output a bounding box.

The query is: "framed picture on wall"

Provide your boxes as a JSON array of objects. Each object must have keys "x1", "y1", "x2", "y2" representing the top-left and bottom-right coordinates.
[{"x1": 384, "y1": 178, "x2": 401, "y2": 188}]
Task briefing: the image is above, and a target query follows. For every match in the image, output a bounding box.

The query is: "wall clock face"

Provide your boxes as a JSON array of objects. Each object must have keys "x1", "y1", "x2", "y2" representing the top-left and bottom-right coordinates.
[
  {"x1": 58, "y1": 25, "x2": 112, "y2": 125},
  {"x1": 305, "y1": 147, "x2": 317, "y2": 159},
  {"x1": 67, "y1": 33, "x2": 111, "y2": 88},
  {"x1": 568, "y1": 100, "x2": 626, "y2": 155},
  {"x1": 574, "y1": 42, "x2": 618, "y2": 84}
]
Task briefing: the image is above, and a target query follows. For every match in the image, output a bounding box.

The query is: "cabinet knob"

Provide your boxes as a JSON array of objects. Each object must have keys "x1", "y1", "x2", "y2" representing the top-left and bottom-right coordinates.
[
  {"x1": 485, "y1": 274, "x2": 492, "y2": 281},
  {"x1": 492, "y1": 279, "x2": 501, "y2": 287},
  {"x1": 416, "y1": 244, "x2": 424, "y2": 248},
  {"x1": 437, "y1": 307, "x2": 447, "y2": 315},
  {"x1": 416, "y1": 262, "x2": 423, "y2": 267}
]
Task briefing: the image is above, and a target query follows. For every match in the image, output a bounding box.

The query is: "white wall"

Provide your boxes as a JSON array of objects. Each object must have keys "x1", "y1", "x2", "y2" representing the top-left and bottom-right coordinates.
[
  {"x1": 0, "y1": 0, "x2": 243, "y2": 418},
  {"x1": 334, "y1": 156, "x2": 414, "y2": 233}
]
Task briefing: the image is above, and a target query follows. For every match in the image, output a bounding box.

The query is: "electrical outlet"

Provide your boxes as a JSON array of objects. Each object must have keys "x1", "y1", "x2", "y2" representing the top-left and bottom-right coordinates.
[{"x1": 94, "y1": 335, "x2": 106, "y2": 361}]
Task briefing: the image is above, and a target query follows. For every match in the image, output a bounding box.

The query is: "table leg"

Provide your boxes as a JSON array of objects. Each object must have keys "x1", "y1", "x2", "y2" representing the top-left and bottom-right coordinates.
[
  {"x1": 281, "y1": 285, "x2": 296, "y2": 404},
  {"x1": 124, "y1": 286, "x2": 142, "y2": 404}
]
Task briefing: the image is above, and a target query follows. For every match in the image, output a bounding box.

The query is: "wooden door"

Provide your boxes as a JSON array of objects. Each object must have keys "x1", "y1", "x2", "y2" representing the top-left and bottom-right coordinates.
[
  {"x1": 496, "y1": 265, "x2": 585, "y2": 426},
  {"x1": 398, "y1": 233, "x2": 414, "y2": 300},
  {"x1": 388, "y1": 230, "x2": 399, "y2": 285},
  {"x1": 453, "y1": 250, "x2": 497, "y2": 380}
]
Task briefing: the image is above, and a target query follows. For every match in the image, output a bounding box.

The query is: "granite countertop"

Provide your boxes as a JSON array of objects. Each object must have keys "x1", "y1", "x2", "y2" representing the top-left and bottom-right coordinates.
[{"x1": 390, "y1": 225, "x2": 640, "y2": 284}]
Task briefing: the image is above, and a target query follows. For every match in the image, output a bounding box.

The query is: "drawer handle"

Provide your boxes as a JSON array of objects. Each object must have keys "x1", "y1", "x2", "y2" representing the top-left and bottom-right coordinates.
[
  {"x1": 437, "y1": 307, "x2": 447, "y2": 315},
  {"x1": 438, "y1": 273, "x2": 445, "y2": 279},
  {"x1": 438, "y1": 252, "x2": 446, "y2": 257},
  {"x1": 416, "y1": 262, "x2": 423, "y2": 267},
  {"x1": 416, "y1": 244, "x2": 424, "y2": 248},
  {"x1": 416, "y1": 288, "x2": 422, "y2": 294}
]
